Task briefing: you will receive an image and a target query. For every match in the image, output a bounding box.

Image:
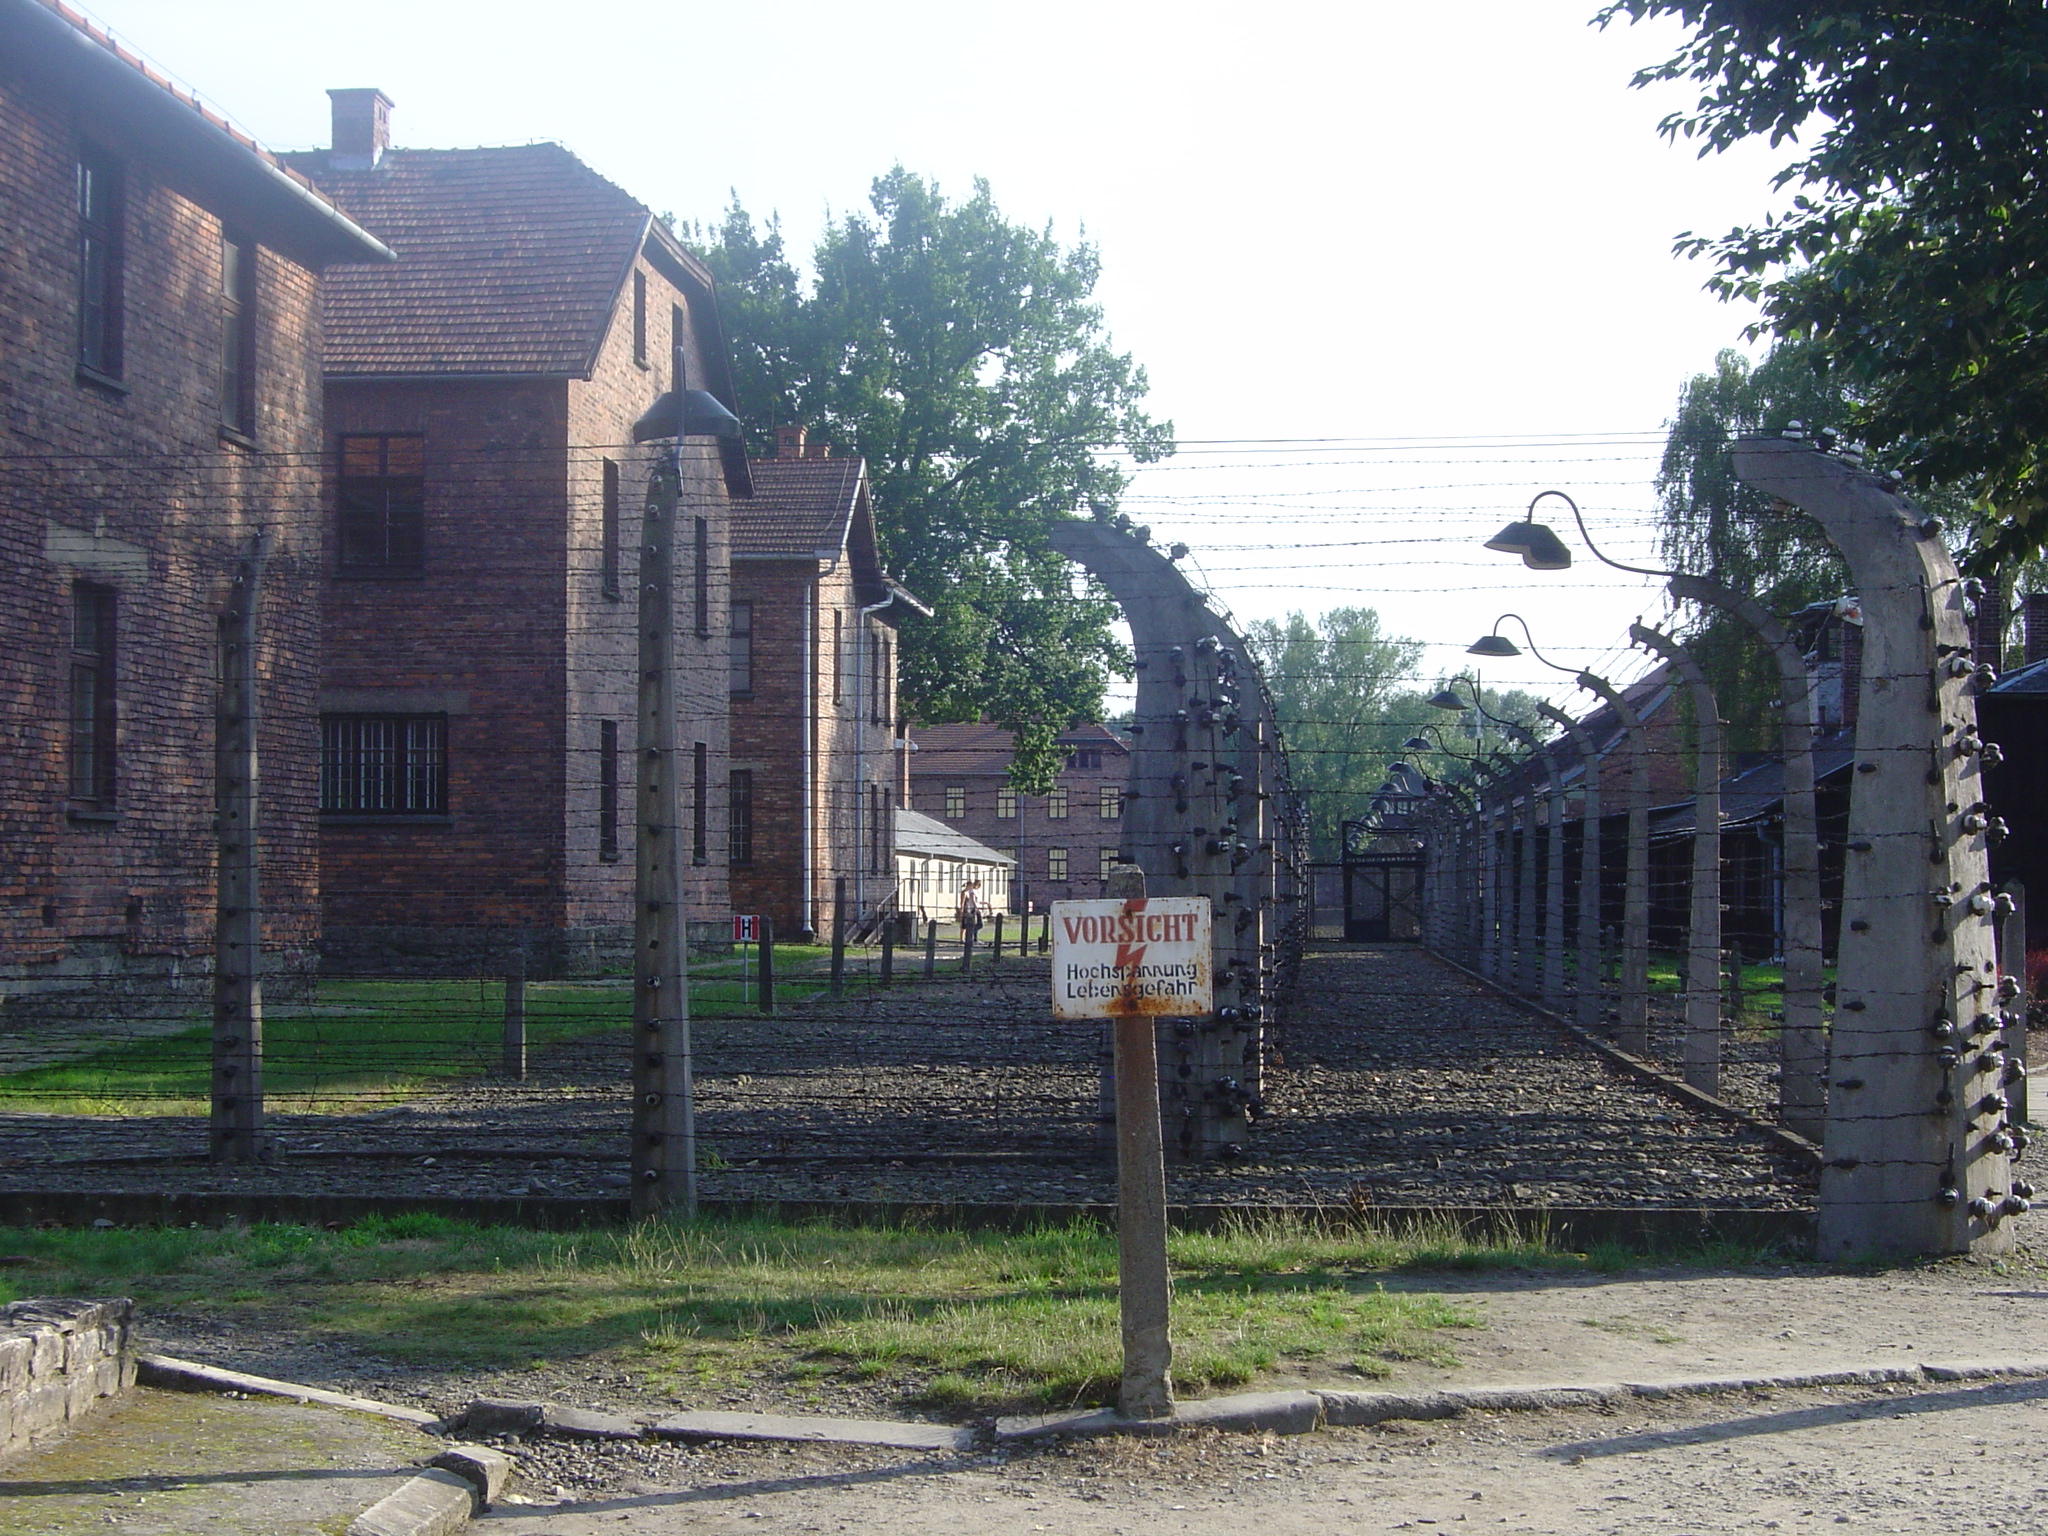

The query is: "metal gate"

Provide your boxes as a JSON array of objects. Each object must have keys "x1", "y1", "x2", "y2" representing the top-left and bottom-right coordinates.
[{"x1": 1343, "y1": 851, "x2": 1425, "y2": 941}]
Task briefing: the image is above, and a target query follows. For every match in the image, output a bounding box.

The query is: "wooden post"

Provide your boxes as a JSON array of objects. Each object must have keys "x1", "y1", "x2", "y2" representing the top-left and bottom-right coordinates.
[
  {"x1": 830, "y1": 877, "x2": 847, "y2": 996},
  {"x1": 1039, "y1": 911, "x2": 1050, "y2": 954},
  {"x1": 880, "y1": 917, "x2": 894, "y2": 986},
  {"x1": 211, "y1": 532, "x2": 269, "y2": 1164},
  {"x1": 758, "y1": 915, "x2": 775, "y2": 1015},
  {"x1": 960, "y1": 924, "x2": 975, "y2": 975},
  {"x1": 503, "y1": 947, "x2": 527, "y2": 1080},
  {"x1": 1104, "y1": 863, "x2": 1172, "y2": 1418},
  {"x1": 924, "y1": 916, "x2": 938, "y2": 979},
  {"x1": 992, "y1": 912, "x2": 1004, "y2": 965},
  {"x1": 631, "y1": 430, "x2": 695, "y2": 1219}
]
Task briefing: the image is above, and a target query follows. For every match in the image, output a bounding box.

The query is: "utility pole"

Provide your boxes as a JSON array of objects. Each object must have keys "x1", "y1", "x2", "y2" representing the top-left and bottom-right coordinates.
[
  {"x1": 211, "y1": 531, "x2": 269, "y2": 1164},
  {"x1": 631, "y1": 346, "x2": 696, "y2": 1219}
]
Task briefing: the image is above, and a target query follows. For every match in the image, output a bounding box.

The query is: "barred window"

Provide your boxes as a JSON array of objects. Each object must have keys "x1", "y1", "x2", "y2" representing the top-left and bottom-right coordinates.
[
  {"x1": 730, "y1": 601, "x2": 753, "y2": 695},
  {"x1": 598, "y1": 719, "x2": 619, "y2": 861},
  {"x1": 69, "y1": 582, "x2": 116, "y2": 803},
  {"x1": 1048, "y1": 847, "x2": 1069, "y2": 883},
  {"x1": 321, "y1": 714, "x2": 445, "y2": 813},
  {"x1": 219, "y1": 233, "x2": 254, "y2": 436},
  {"x1": 1099, "y1": 784, "x2": 1122, "y2": 819},
  {"x1": 996, "y1": 786, "x2": 1017, "y2": 820},
  {"x1": 338, "y1": 434, "x2": 425, "y2": 571},
  {"x1": 1046, "y1": 785, "x2": 1069, "y2": 820},
  {"x1": 729, "y1": 769, "x2": 754, "y2": 867}
]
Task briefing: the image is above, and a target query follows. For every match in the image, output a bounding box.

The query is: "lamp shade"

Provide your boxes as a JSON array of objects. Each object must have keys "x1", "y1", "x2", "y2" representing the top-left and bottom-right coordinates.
[
  {"x1": 1483, "y1": 519, "x2": 1539, "y2": 556},
  {"x1": 1518, "y1": 521, "x2": 1574, "y2": 571},
  {"x1": 1427, "y1": 688, "x2": 1466, "y2": 711},
  {"x1": 1466, "y1": 634, "x2": 1520, "y2": 658},
  {"x1": 1402, "y1": 736, "x2": 1431, "y2": 751},
  {"x1": 632, "y1": 388, "x2": 744, "y2": 444}
]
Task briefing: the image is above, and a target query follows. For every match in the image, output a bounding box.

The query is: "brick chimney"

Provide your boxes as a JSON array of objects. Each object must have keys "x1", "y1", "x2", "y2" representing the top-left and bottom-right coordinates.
[
  {"x1": 328, "y1": 89, "x2": 393, "y2": 170},
  {"x1": 2028, "y1": 592, "x2": 2048, "y2": 666},
  {"x1": 804, "y1": 441, "x2": 832, "y2": 459},
  {"x1": 1972, "y1": 583, "x2": 2007, "y2": 672},
  {"x1": 774, "y1": 425, "x2": 807, "y2": 459}
]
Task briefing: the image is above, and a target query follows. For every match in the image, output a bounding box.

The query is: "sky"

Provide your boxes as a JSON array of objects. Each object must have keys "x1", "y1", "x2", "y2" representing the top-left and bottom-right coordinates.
[{"x1": 80, "y1": 0, "x2": 1801, "y2": 706}]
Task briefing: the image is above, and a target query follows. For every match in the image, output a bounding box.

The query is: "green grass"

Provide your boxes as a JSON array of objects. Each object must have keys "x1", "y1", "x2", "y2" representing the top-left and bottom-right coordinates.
[
  {"x1": 0, "y1": 1213, "x2": 1614, "y2": 1414},
  {"x1": 0, "y1": 946, "x2": 949, "y2": 1117}
]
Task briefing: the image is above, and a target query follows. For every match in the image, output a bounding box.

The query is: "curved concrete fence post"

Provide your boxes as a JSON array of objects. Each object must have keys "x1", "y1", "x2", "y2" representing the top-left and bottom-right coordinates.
[
  {"x1": 1575, "y1": 673, "x2": 1652, "y2": 1054},
  {"x1": 1732, "y1": 435, "x2": 2012, "y2": 1260},
  {"x1": 1540, "y1": 701, "x2": 1604, "y2": 1032}
]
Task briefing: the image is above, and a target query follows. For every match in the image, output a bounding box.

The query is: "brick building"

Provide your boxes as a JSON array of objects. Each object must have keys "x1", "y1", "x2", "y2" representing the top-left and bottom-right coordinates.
[
  {"x1": 0, "y1": 1, "x2": 389, "y2": 1007},
  {"x1": 908, "y1": 721, "x2": 1130, "y2": 911},
  {"x1": 729, "y1": 428, "x2": 925, "y2": 939},
  {"x1": 285, "y1": 92, "x2": 752, "y2": 973}
]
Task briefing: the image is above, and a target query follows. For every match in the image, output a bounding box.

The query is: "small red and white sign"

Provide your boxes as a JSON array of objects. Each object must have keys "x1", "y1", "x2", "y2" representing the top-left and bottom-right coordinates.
[
  {"x1": 732, "y1": 914, "x2": 759, "y2": 943},
  {"x1": 1050, "y1": 896, "x2": 1212, "y2": 1020}
]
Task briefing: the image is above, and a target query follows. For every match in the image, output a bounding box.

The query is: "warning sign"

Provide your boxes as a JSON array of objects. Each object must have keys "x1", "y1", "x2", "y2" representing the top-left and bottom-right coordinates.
[{"x1": 1050, "y1": 897, "x2": 1212, "y2": 1020}]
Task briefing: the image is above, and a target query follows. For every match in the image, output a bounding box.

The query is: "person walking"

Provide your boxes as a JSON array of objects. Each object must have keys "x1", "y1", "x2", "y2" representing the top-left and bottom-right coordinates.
[{"x1": 957, "y1": 879, "x2": 983, "y2": 941}]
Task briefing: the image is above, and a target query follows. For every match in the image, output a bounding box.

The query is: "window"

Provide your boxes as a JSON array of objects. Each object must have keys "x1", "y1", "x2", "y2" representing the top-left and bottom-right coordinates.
[
  {"x1": 1048, "y1": 847, "x2": 1069, "y2": 884},
  {"x1": 692, "y1": 741, "x2": 709, "y2": 864},
  {"x1": 870, "y1": 783, "x2": 886, "y2": 873},
  {"x1": 321, "y1": 715, "x2": 445, "y2": 814},
  {"x1": 729, "y1": 769, "x2": 754, "y2": 867},
  {"x1": 944, "y1": 785, "x2": 965, "y2": 819},
  {"x1": 730, "y1": 601, "x2": 753, "y2": 695},
  {"x1": 68, "y1": 582, "x2": 116, "y2": 803},
  {"x1": 693, "y1": 515, "x2": 710, "y2": 637},
  {"x1": 601, "y1": 459, "x2": 621, "y2": 599},
  {"x1": 219, "y1": 233, "x2": 254, "y2": 436},
  {"x1": 598, "y1": 720, "x2": 619, "y2": 861},
  {"x1": 877, "y1": 637, "x2": 892, "y2": 724},
  {"x1": 996, "y1": 786, "x2": 1017, "y2": 820},
  {"x1": 1099, "y1": 784, "x2": 1122, "y2": 819},
  {"x1": 831, "y1": 610, "x2": 843, "y2": 702},
  {"x1": 1047, "y1": 785, "x2": 1069, "y2": 820},
  {"x1": 338, "y1": 434, "x2": 426, "y2": 571},
  {"x1": 76, "y1": 147, "x2": 123, "y2": 379},
  {"x1": 632, "y1": 269, "x2": 647, "y2": 367},
  {"x1": 1068, "y1": 747, "x2": 1103, "y2": 770},
  {"x1": 1099, "y1": 847, "x2": 1118, "y2": 881}
]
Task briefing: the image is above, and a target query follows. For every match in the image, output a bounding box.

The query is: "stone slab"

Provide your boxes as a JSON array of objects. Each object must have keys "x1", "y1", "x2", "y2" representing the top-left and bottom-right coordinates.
[
  {"x1": 137, "y1": 1352, "x2": 441, "y2": 1426},
  {"x1": 653, "y1": 1409, "x2": 975, "y2": 1451},
  {"x1": 348, "y1": 1468, "x2": 478, "y2": 1536},
  {"x1": 429, "y1": 1444, "x2": 515, "y2": 1506},
  {"x1": 1173, "y1": 1389, "x2": 1323, "y2": 1434},
  {"x1": 543, "y1": 1404, "x2": 645, "y2": 1439},
  {"x1": 461, "y1": 1397, "x2": 545, "y2": 1435}
]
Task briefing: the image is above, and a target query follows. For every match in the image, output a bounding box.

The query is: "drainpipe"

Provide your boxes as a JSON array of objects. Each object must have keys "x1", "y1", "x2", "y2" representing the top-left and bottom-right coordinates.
[
  {"x1": 851, "y1": 591, "x2": 899, "y2": 917},
  {"x1": 801, "y1": 580, "x2": 818, "y2": 939}
]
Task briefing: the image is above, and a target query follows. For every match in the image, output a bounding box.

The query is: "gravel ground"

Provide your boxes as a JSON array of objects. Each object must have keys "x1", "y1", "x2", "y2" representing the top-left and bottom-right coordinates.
[{"x1": 0, "y1": 945, "x2": 1816, "y2": 1210}]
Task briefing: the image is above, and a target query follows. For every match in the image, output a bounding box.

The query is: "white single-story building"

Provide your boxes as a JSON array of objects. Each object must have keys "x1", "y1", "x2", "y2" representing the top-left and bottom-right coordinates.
[{"x1": 896, "y1": 807, "x2": 1014, "y2": 920}]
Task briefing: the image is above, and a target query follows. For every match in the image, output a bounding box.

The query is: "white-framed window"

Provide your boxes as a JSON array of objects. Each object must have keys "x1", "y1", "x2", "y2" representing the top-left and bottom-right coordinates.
[
  {"x1": 996, "y1": 786, "x2": 1017, "y2": 819},
  {"x1": 945, "y1": 785, "x2": 965, "y2": 819},
  {"x1": 1046, "y1": 785, "x2": 1068, "y2": 820},
  {"x1": 1099, "y1": 784, "x2": 1122, "y2": 819},
  {"x1": 1048, "y1": 847, "x2": 1069, "y2": 883}
]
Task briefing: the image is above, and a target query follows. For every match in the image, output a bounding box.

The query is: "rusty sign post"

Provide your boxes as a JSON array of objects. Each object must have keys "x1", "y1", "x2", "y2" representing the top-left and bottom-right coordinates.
[{"x1": 1052, "y1": 882, "x2": 1213, "y2": 1421}]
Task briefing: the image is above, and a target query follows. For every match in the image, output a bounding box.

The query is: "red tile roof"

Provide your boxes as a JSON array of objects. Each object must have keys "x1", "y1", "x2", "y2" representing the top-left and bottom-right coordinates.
[
  {"x1": 283, "y1": 144, "x2": 653, "y2": 377},
  {"x1": 733, "y1": 457, "x2": 865, "y2": 559}
]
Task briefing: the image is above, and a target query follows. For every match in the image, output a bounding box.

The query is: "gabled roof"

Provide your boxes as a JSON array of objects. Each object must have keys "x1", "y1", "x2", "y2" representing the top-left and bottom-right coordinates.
[
  {"x1": 895, "y1": 807, "x2": 1015, "y2": 866},
  {"x1": 2, "y1": 0, "x2": 389, "y2": 267},
  {"x1": 910, "y1": 720, "x2": 1128, "y2": 777},
  {"x1": 735, "y1": 458, "x2": 867, "y2": 559},
  {"x1": 284, "y1": 143, "x2": 670, "y2": 378}
]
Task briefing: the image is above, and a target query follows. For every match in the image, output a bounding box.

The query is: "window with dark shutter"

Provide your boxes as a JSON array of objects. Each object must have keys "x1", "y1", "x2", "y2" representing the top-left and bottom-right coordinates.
[
  {"x1": 338, "y1": 435, "x2": 426, "y2": 572},
  {"x1": 601, "y1": 459, "x2": 621, "y2": 599},
  {"x1": 729, "y1": 769, "x2": 754, "y2": 867},
  {"x1": 76, "y1": 148, "x2": 123, "y2": 381}
]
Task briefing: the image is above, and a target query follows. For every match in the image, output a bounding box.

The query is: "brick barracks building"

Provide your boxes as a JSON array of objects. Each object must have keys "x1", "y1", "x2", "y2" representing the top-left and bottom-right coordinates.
[
  {"x1": 0, "y1": 0, "x2": 390, "y2": 1009},
  {"x1": 908, "y1": 721, "x2": 1130, "y2": 912},
  {"x1": 286, "y1": 91, "x2": 754, "y2": 973},
  {"x1": 730, "y1": 427, "x2": 925, "y2": 941}
]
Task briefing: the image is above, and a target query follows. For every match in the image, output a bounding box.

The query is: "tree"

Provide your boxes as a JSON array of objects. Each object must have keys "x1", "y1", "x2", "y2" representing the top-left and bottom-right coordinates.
[
  {"x1": 1245, "y1": 608, "x2": 1544, "y2": 859},
  {"x1": 1597, "y1": 2, "x2": 2048, "y2": 562},
  {"x1": 1654, "y1": 342, "x2": 1852, "y2": 749},
  {"x1": 691, "y1": 170, "x2": 1174, "y2": 789}
]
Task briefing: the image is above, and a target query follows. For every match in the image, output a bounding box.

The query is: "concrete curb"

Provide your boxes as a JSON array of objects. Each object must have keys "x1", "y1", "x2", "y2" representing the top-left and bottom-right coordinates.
[
  {"x1": 653, "y1": 1409, "x2": 977, "y2": 1451},
  {"x1": 997, "y1": 1361, "x2": 2048, "y2": 1443},
  {"x1": 347, "y1": 1467, "x2": 478, "y2": 1536},
  {"x1": 137, "y1": 1352, "x2": 443, "y2": 1426}
]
